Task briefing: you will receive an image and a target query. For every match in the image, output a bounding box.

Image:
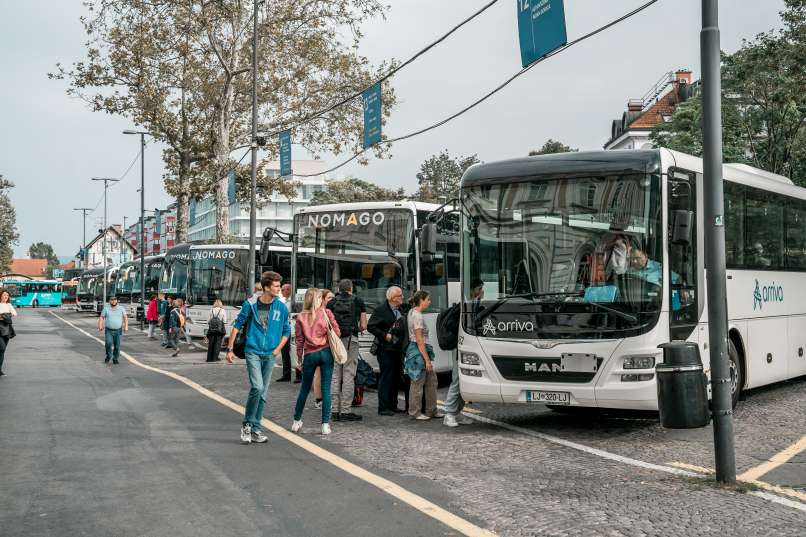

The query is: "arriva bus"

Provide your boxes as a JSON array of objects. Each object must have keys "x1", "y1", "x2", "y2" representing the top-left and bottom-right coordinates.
[
  {"x1": 4, "y1": 280, "x2": 63, "y2": 307},
  {"x1": 456, "y1": 149, "x2": 806, "y2": 410},
  {"x1": 77, "y1": 268, "x2": 104, "y2": 312},
  {"x1": 286, "y1": 201, "x2": 459, "y2": 372}
]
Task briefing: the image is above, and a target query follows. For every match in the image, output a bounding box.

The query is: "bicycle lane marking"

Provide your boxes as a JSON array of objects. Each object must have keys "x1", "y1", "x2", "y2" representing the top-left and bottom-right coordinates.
[{"x1": 51, "y1": 312, "x2": 496, "y2": 537}]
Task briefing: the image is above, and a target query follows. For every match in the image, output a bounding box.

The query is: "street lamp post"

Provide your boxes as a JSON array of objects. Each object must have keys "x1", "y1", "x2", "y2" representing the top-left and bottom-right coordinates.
[
  {"x1": 73, "y1": 207, "x2": 93, "y2": 268},
  {"x1": 247, "y1": 0, "x2": 262, "y2": 290},
  {"x1": 124, "y1": 129, "x2": 148, "y2": 328},
  {"x1": 91, "y1": 177, "x2": 120, "y2": 307}
]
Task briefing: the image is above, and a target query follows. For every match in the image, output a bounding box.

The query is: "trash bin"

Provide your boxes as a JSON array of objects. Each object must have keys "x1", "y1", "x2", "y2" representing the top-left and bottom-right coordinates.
[
  {"x1": 136, "y1": 306, "x2": 145, "y2": 322},
  {"x1": 656, "y1": 341, "x2": 710, "y2": 428}
]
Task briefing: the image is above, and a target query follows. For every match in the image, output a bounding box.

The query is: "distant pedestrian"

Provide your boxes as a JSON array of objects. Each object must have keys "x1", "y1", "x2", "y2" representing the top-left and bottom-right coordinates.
[
  {"x1": 367, "y1": 286, "x2": 407, "y2": 416},
  {"x1": 0, "y1": 288, "x2": 18, "y2": 376},
  {"x1": 291, "y1": 287, "x2": 340, "y2": 435},
  {"x1": 327, "y1": 279, "x2": 367, "y2": 422},
  {"x1": 311, "y1": 289, "x2": 335, "y2": 409},
  {"x1": 404, "y1": 291, "x2": 442, "y2": 420},
  {"x1": 146, "y1": 294, "x2": 158, "y2": 339},
  {"x1": 98, "y1": 295, "x2": 128, "y2": 364},
  {"x1": 206, "y1": 299, "x2": 227, "y2": 362},
  {"x1": 169, "y1": 298, "x2": 186, "y2": 357},
  {"x1": 227, "y1": 271, "x2": 290, "y2": 445},
  {"x1": 276, "y1": 283, "x2": 299, "y2": 383},
  {"x1": 159, "y1": 293, "x2": 171, "y2": 347},
  {"x1": 179, "y1": 298, "x2": 196, "y2": 349}
]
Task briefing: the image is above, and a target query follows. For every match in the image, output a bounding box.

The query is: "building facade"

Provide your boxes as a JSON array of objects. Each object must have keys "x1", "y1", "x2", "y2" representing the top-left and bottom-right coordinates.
[
  {"x1": 84, "y1": 225, "x2": 137, "y2": 269},
  {"x1": 123, "y1": 204, "x2": 178, "y2": 257}
]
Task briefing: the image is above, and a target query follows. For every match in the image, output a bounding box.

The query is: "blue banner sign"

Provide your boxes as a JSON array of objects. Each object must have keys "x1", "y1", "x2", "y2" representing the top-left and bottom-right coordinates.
[
  {"x1": 362, "y1": 83, "x2": 382, "y2": 148},
  {"x1": 517, "y1": 0, "x2": 567, "y2": 68},
  {"x1": 279, "y1": 130, "x2": 292, "y2": 177},
  {"x1": 227, "y1": 170, "x2": 236, "y2": 204}
]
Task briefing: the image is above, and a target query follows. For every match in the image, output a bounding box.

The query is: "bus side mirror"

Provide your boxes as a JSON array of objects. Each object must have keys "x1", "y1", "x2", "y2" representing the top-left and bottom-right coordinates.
[
  {"x1": 259, "y1": 239, "x2": 270, "y2": 266},
  {"x1": 420, "y1": 222, "x2": 437, "y2": 256},
  {"x1": 671, "y1": 210, "x2": 693, "y2": 245}
]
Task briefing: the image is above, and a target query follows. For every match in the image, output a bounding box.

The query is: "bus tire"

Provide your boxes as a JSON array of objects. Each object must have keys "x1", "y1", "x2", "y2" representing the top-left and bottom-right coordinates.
[{"x1": 728, "y1": 340, "x2": 743, "y2": 409}]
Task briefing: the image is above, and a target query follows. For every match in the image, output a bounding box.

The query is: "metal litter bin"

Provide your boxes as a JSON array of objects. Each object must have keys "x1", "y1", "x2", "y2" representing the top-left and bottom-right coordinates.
[
  {"x1": 656, "y1": 341, "x2": 710, "y2": 428},
  {"x1": 136, "y1": 305, "x2": 145, "y2": 322}
]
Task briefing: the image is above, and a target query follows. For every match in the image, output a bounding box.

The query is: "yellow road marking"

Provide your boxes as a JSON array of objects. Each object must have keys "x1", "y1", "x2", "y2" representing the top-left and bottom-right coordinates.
[
  {"x1": 670, "y1": 461, "x2": 806, "y2": 503},
  {"x1": 668, "y1": 462, "x2": 714, "y2": 475},
  {"x1": 737, "y1": 435, "x2": 806, "y2": 482},
  {"x1": 437, "y1": 399, "x2": 482, "y2": 414},
  {"x1": 52, "y1": 312, "x2": 496, "y2": 537}
]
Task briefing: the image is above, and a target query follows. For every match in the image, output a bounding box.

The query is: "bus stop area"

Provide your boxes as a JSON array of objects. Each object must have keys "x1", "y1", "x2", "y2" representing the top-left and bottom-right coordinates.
[{"x1": 51, "y1": 308, "x2": 806, "y2": 536}]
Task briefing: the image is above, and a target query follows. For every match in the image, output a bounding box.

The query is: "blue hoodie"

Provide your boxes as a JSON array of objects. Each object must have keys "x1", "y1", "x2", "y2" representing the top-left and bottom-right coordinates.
[{"x1": 233, "y1": 295, "x2": 291, "y2": 357}]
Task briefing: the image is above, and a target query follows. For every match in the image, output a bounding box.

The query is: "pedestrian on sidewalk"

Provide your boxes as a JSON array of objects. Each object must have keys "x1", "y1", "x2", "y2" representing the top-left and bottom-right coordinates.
[
  {"x1": 179, "y1": 298, "x2": 196, "y2": 350},
  {"x1": 327, "y1": 279, "x2": 367, "y2": 422},
  {"x1": 98, "y1": 295, "x2": 128, "y2": 364},
  {"x1": 404, "y1": 291, "x2": 442, "y2": 421},
  {"x1": 206, "y1": 299, "x2": 227, "y2": 362},
  {"x1": 367, "y1": 286, "x2": 407, "y2": 416},
  {"x1": 291, "y1": 287, "x2": 340, "y2": 435},
  {"x1": 227, "y1": 271, "x2": 290, "y2": 445},
  {"x1": 169, "y1": 298, "x2": 187, "y2": 357},
  {"x1": 311, "y1": 289, "x2": 335, "y2": 409},
  {"x1": 159, "y1": 293, "x2": 171, "y2": 347},
  {"x1": 276, "y1": 282, "x2": 299, "y2": 383},
  {"x1": 146, "y1": 294, "x2": 158, "y2": 339},
  {"x1": 0, "y1": 288, "x2": 18, "y2": 376},
  {"x1": 442, "y1": 282, "x2": 481, "y2": 428}
]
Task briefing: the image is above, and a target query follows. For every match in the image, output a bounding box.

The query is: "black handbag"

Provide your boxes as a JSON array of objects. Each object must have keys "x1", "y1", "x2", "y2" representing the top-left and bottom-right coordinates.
[
  {"x1": 233, "y1": 306, "x2": 252, "y2": 359},
  {"x1": 0, "y1": 314, "x2": 13, "y2": 339}
]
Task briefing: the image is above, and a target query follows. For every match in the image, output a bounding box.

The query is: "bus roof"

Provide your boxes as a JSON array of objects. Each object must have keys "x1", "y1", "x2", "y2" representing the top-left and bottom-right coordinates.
[{"x1": 295, "y1": 200, "x2": 441, "y2": 214}]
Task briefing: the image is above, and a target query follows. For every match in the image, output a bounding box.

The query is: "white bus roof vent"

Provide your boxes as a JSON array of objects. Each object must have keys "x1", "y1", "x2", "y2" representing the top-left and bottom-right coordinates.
[{"x1": 724, "y1": 163, "x2": 793, "y2": 185}]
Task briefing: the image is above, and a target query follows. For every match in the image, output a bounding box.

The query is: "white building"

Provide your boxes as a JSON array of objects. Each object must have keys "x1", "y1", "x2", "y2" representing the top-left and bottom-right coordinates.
[
  {"x1": 188, "y1": 160, "x2": 328, "y2": 242},
  {"x1": 84, "y1": 225, "x2": 137, "y2": 269}
]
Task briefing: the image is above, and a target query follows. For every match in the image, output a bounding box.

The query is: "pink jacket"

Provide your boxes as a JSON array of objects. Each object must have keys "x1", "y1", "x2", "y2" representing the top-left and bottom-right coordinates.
[
  {"x1": 295, "y1": 308, "x2": 340, "y2": 360},
  {"x1": 146, "y1": 299, "x2": 158, "y2": 321}
]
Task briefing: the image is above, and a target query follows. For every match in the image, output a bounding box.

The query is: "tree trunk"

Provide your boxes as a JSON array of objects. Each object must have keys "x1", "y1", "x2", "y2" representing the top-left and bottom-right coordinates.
[
  {"x1": 213, "y1": 83, "x2": 234, "y2": 242},
  {"x1": 175, "y1": 154, "x2": 190, "y2": 243}
]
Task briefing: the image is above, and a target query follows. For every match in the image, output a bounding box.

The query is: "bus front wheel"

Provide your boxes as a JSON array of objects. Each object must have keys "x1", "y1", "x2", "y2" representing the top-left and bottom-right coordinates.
[{"x1": 728, "y1": 340, "x2": 743, "y2": 409}]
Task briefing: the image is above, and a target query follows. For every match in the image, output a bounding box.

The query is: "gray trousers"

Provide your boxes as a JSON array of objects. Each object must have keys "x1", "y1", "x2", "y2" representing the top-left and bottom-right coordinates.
[
  {"x1": 331, "y1": 335, "x2": 359, "y2": 414},
  {"x1": 443, "y1": 351, "x2": 465, "y2": 415}
]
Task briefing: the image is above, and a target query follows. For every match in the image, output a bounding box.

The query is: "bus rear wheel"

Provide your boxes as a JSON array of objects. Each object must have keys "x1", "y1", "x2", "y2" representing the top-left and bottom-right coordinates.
[{"x1": 728, "y1": 340, "x2": 743, "y2": 409}]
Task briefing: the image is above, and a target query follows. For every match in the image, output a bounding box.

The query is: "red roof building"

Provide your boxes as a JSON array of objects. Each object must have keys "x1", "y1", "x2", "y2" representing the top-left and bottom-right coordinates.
[{"x1": 8, "y1": 259, "x2": 48, "y2": 280}]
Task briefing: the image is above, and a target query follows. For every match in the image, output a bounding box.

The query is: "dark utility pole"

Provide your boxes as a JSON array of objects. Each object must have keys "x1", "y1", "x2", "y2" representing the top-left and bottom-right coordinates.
[
  {"x1": 701, "y1": 0, "x2": 736, "y2": 483},
  {"x1": 73, "y1": 208, "x2": 93, "y2": 268},
  {"x1": 124, "y1": 129, "x2": 148, "y2": 329},
  {"x1": 247, "y1": 0, "x2": 260, "y2": 290}
]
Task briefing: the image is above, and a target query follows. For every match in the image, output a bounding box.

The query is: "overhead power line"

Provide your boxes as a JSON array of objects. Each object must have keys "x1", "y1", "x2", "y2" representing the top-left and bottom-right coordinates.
[{"x1": 294, "y1": 0, "x2": 661, "y2": 178}]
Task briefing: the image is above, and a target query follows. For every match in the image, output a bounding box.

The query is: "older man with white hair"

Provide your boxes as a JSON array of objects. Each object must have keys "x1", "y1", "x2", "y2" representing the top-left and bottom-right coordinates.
[{"x1": 367, "y1": 285, "x2": 407, "y2": 416}]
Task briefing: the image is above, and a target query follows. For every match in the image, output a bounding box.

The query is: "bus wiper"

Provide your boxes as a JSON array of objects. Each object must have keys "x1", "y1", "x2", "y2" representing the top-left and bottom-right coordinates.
[
  {"x1": 474, "y1": 290, "x2": 583, "y2": 323},
  {"x1": 584, "y1": 301, "x2": 638, "y2": 323}
]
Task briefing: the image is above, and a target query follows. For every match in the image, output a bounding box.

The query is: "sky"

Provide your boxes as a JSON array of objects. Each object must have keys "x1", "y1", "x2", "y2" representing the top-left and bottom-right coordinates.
[{"x1": 0, "y1": 0, "x2": 787, "y2": 258}]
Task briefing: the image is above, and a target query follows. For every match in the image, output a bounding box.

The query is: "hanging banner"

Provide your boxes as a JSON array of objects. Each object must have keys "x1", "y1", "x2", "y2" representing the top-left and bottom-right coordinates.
[
  {"x1": 279, "y1": 130, "x2": 292, "y2": 177},
  {"x1": 227, "y1": 170, "x2": 236, "y2": 205},
  {"x1": 517, "y1": 0, "x2": 567, "y2": 68},
  {"x1": 362, "y1": 83, "x2": 382, "y2": 148}
]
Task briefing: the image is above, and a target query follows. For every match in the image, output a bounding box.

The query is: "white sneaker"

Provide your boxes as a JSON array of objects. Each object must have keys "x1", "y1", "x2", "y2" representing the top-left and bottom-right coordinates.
[
  {"x1": 240, "y1": 424, "x2": 252, "y2": 444},
  {"x1": 251, "y1": 430, "x2": 269, "y2": 443},
  {"x1": 443, "y1": 414, "x2": 460, "y2": 428},
  {"x1": 457, "y1": 415, "x2": 474, "y2": 425},
  {"x1": 291, "y1": 420, "x2": 303, "y2": 432},
  {"x1": 415, "y1": 414, "x2": 431, "y2": 421},
  {"x1": 321, "y1": 423, "x2": 332, "y2": 435}
]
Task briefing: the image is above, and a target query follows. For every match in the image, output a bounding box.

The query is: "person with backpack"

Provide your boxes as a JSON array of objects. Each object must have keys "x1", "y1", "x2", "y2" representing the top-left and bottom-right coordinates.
[
  {"x1": 327, "y1": 279, "x2": 367, "y2": 422},
  {"x1": 159, "y1": 293, "x2": 171, "y2": 347},
  {"x1": 206, "y1": 299, "x2": 227, "y2": 362},
  {"x1": 168, "y1": 297, "x2": 185, "y2": 357},
  {"x1": 227, "y1": 271, "x2": 290, "y2": 445}
]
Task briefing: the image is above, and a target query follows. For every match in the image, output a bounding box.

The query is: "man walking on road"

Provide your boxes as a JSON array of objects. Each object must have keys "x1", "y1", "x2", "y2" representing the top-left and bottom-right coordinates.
[
  {"x1": 98, "y1": 295, "x2": 128, "y2": 364},
  {"x1": 328, "y1": 279, "x2": 367, "y2": 421},
  {"x1": 227, "y1": 271, "x2": 290, "y2": 445},
  {"x1": 276, "y1": 283, "x2": 299, "y2": 383}
]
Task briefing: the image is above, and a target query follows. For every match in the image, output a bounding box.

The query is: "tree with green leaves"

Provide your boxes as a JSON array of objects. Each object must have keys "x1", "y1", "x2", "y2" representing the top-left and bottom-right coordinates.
[
  {"x1": 28, "y1": 242, "x2": 61, "y2": 279},
  {"x1": 54, "y1": 0, "x2": 397, "y2": 241},
  {"x1": 0, "y1": 176, "x2": 19, "y2": 274},
  {"x1": 414, "y1": 150, "x2": 480, "y2": 203},
  {"x1": 528, "y1": 139, "x2": 577, "y2": 156},
  {"x1": 310, "y1": 177, "x2": 405, "y2": 206}
]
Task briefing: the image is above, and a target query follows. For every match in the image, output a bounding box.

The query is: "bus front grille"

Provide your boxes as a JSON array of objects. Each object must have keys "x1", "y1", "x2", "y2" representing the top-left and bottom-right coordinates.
[{"x1": 491, "y1": 356, "x2": 601, "y2": 383}]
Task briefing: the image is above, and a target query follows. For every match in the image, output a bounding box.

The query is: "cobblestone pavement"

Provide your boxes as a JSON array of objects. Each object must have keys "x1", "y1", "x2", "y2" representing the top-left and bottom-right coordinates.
[{"x1": 50, "y1": 310, "x2": 806, "y2": 536}]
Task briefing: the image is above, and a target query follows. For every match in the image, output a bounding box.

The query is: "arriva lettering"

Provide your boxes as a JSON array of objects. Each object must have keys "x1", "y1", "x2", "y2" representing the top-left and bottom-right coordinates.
[
  {"x1": 482, "y1": 318, "x2": 535, "y2": 336},
  {"x1": 753, "y1": 279, "x2": 784, "y2": 311}
]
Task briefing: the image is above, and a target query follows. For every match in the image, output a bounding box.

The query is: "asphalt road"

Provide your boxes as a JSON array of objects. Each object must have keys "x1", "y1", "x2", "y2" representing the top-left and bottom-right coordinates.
[{"x1": 0, "y1": 310, "x2": 464, "y2": 537}]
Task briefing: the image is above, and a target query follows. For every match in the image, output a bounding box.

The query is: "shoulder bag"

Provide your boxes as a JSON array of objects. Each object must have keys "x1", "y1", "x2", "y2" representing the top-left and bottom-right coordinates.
[
  {"x1": 233, "y1": 305, "x2": 252, "y2": 359},
  {"x1": 323, "y1": 310, "x2": 348, "y2": 365}
]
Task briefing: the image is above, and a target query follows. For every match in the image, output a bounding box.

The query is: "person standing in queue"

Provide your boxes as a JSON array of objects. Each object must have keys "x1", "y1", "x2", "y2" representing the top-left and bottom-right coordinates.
[
  {"x1": 206, "y1": 299, "x2": 227, "y2": 362},
  {"x1": 146, "y1": 294, "x2": 159, "y2": 339},
  {"x1": 159, "y1": 294, "x2": 172, "y2": 347},
  {"x1": 405, "y1": 291, "x2": 442, "y2": 420},
  {"x1": 98, "y1": 295, "x2": 128, "y2": 364},
  {"x1": 311, "y1": 289, "x2": 335, "y2": 410},
  {"x1": 226, "y1": 271, "x2": 290, "y2": 445},
  {"x1": 276, "y1": 283, "x2": 299, "y2": 383},
  {"x1": 0, "y1": 288, "x2": 18, "y2": 376},
  {"x1": 368, "y1": 286, "x2": 407, "y2": 416},
  {"x1": 328, "y1": 279, "x2": 367, "y2": 422},
  {"x1": 291, "y1": 287, "x2": 340, "y2": 435}
]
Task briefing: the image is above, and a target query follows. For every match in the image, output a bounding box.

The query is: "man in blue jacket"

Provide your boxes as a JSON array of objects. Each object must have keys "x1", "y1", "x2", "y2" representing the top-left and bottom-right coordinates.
[{"x1": 226, "y1": 271, "x2": 290, "y2": 445}]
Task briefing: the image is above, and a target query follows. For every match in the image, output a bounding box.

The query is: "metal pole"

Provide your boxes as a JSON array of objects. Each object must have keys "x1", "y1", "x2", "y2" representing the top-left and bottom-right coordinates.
[
  {"x1": 103, "y1": 181, "x2": 108, "y2": 306},
  {"x1": 74, "y1": 208, "x2": 92, "y2": 268},
  {"x1": 248, "y1": 0, "x2": 259, "y2": 290},
  {"x1": 701, "y1": 0, "x2": 736, "y2": 483},
  {"x1": 140, "y1": 133, "x2": 146, "y2": 329}
]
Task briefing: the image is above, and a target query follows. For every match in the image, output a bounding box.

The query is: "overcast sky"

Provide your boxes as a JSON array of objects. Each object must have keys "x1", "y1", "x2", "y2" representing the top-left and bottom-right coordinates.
[{"x1": 0, "y1": 0, "x2": 786, "y2": 258}]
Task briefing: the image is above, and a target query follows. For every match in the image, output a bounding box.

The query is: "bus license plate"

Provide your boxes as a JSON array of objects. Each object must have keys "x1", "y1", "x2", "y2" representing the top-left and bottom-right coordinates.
[{"x1": 526, "y1": 391, "x2": 570, "y2": 405}]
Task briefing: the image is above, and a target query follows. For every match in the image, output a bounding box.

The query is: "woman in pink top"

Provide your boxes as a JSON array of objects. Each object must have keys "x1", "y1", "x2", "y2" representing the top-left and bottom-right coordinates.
[{"x1": 291, "y1": 288, "x2": 340, "y2": 435}]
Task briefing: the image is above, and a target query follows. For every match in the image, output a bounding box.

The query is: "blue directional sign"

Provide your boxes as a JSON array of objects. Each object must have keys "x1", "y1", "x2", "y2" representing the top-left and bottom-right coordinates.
[
  {"x1": 517, "y1": 0, "x2": 567, "y2": 68},
  {"x1": 362, "y1": 83, "x2": 382, "y2": 148},
  {"x1": 227, "y1": 170, "x2": 236, "y2": 204},
  {"x1": 279, "y1": 130, "x2": 292, "y2": 177}
]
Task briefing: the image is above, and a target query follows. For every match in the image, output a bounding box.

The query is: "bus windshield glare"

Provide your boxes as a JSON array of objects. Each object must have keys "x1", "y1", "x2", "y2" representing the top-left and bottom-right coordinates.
[
  {"x1": 294, "y1": 210, "x2": 414, "y2": 311},
  {"x1": 462, "y1": 173, "x2": 662, "y2": 339}
]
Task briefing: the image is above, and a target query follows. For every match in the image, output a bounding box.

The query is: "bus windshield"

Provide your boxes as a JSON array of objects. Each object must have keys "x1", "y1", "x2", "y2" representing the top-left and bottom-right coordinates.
[
  {"x1": 160, "y1": 254, "x2": 189, "y2": 297},
  {"x1": 189, "y1": 249, "x2": 250, "y2": 307},
  {"x1": 294, "y1": 209, "x2": 414, "y2": 311},
  {"x1": 462, "y1": 173, "x2": 662, "y2": 339},
  {"x1": 116, "y1": 265, "x2": 136, "y2": 294}
]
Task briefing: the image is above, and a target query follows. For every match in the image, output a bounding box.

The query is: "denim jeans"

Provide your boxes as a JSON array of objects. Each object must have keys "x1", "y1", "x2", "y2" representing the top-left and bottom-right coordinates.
[
  {"x1": 243, "y1": 352, "x2": 277, "y2": 432},
  {"x1": 443, "y1": 350, "x2": 465, "y2": 415},
  {"x1": 105, "y1": 328, "x2": 122, "y2": 362},
  {"x1": 293, "y1": 348, "x2": 334, "y2": 423}
]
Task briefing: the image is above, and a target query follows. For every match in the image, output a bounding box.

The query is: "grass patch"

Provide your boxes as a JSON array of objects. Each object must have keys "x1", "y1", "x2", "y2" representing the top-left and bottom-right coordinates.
[{"x1": 683, "y1": 475, "x2": 761, "y2": 494}]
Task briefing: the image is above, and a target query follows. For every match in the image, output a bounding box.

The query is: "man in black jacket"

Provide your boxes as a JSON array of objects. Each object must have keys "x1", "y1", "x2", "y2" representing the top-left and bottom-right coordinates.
[{"x1": 367, "y1": 286, "x2": 406, "y2": 416}]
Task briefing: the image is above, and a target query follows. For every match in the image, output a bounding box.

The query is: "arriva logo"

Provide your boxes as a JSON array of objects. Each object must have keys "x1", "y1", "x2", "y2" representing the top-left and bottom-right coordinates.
[
  {"x1": 753, "y1": 279, "x2": 783, "y2": 310},
  {"x1": 482, "y1": 318, "x2": 535, "y2": 336}
]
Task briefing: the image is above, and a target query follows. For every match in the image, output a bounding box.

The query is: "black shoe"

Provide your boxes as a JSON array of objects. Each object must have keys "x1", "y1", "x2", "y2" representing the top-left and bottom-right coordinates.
[
  {"x1": 342, "y1": 412, "x2": 363, "y2": 421},
  {"x1": 293, "y1": 378, "x2": 302, "y2": 384},
  {"x1": 378, "y1": 410, "x2": 395, "y2": 416},
  {"x1": 112, "y1": 361, "x2": 119, "y2": 365},
  {"x1": 104, "y1": 358, "x2": 110, "y2": 364},
  {"x1": 392, "y1": 407, "x2": 406, "y2": 414},
  {"x1": 276, "y1": 376, "x2": 291, "y2": 382},
  {"x1": 331, "y1": 413, "x2": 342, "y2": 422},
  {"x1": 0, "y1": 371, "x2": 5, "y2": 376}
]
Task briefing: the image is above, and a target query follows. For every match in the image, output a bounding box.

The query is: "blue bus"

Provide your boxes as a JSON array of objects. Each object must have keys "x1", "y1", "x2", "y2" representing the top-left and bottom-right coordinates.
[{"x1": 4, "y1": 280, "x2": 63, "y2": 308}]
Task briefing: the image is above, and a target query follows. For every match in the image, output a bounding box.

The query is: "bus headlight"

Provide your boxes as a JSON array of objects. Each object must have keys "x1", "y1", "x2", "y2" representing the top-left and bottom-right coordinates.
[
  {"x1": 460, "y1": 352, "x2": 481, "y2": 366},
  {"x1": 623, "y1": 355, "x2": 655, "y2": 369},
  {"x1": 621, "y1": 373, "x2": 654, "y2": 382},
  {"x1": 461, "y1": 368, "x2": 482, "y2": 377}
]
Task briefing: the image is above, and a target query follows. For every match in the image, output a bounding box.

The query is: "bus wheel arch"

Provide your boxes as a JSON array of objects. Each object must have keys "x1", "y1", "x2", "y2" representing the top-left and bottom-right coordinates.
[{"x1": 728, "y1": 329, "x2": 746, "y2": 408}]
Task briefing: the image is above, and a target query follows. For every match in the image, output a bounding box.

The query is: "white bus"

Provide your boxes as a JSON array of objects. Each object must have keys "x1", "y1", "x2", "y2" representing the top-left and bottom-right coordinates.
[
  {"x1": 288, "y1": 201, "x2": 460, "y2": 372},
  {"x1": 457, "y1": 148, "x2": 806, "y2": 410},
  {"x1": 127, "y1": 256, "x2": 164, "y2": 318},
  {"x1": 77, "y1": 268, "x2": 104, "y2": 312}
]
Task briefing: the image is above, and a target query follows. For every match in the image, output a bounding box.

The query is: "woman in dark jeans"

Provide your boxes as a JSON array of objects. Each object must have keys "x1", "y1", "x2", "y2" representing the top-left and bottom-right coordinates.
[
  {"x1": 206, "y1": 299, "x2": 227, "y2": 362},
  {"x1": 0, "y1": 288, "x2": 18, "y2": 376}
]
